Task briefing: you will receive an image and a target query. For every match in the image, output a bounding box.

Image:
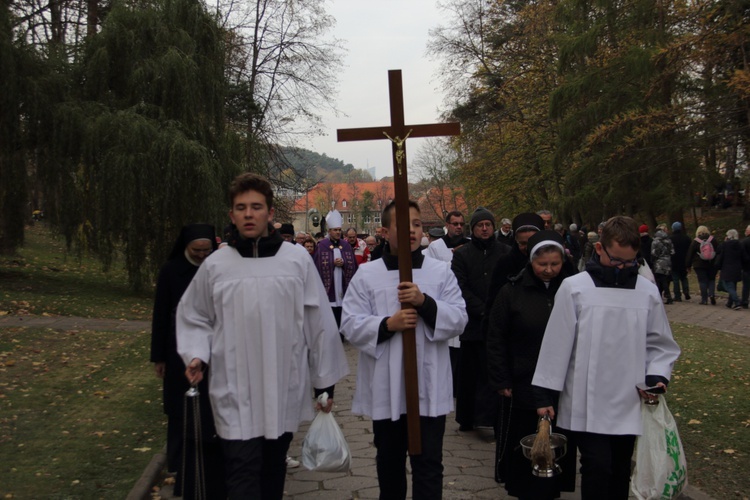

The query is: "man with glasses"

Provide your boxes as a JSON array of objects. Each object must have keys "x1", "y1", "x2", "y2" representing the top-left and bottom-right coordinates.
[
  {"x1": 424, "y1": 210, "x2": 470, "y2": 262},
  {"x1": 452, "y1": 207, "x2": 507, "y2": 432},
  {"x1": 533, "y1": 216, "x2": 680, "y2": 499}
]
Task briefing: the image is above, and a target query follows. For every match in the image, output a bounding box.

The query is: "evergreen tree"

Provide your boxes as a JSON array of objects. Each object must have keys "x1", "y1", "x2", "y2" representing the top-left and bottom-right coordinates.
[
  {"x1": 38, "y1": 0, "x2": 242, "y2": 290},
  {"x1": 0, "y1": 3, "x2": 26, "y2": 253}
]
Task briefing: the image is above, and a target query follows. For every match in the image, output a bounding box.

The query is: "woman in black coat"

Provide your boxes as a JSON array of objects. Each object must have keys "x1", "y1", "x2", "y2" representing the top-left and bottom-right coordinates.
[
  {"x1": 685, "y1": 225, "x2": 719, "y2": 305},
  {"x1": 150, "y1": 224, "x2": 225, "y2": 497},
  {"x1": 716, "y1": 229, "x2": 745, "y2": 309},
  {"x1": 487, "y1": 230, "x2": 577, "y2": 499}
]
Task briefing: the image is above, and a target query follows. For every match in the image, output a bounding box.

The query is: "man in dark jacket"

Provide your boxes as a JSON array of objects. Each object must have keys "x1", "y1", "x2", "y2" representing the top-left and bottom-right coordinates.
[
  {"x1": 451, "y1": 207, "x2": 508, "y2": 432},
  {"x1": 670, "y1": 222, "x2": 691, "y2": 301}
]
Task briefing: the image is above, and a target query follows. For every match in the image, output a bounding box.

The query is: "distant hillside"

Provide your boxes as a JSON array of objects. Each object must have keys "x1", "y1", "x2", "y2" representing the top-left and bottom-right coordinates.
[{"x1": 281, "y1": 146, "x2": 355, "y2": 175}]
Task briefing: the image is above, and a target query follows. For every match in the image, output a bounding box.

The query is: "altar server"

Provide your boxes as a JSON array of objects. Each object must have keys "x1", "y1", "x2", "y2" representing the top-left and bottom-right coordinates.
[
  {"x1": 177, "y1": 173, "x2": 349, "y2": 499},
  {"x1": 341, "y1": 199, "x2": 468, "y2": 500}
]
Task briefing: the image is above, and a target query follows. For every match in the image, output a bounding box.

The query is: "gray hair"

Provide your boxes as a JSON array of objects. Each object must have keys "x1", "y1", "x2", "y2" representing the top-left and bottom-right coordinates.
[
  {"x1": 569, "y1": 224, "x2": 578, "y2": 232},
  {"x1": 726, "y1": 229, "x2": 739, "y2": 240},
  {"x1": 500, "y1": 218, "x2": 512, "y2": 225}
]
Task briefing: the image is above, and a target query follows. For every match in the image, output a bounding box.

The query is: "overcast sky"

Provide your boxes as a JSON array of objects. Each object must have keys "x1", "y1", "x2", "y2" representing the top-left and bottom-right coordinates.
[{"x1": 307, "y1": 0, "x2": 449, "y2": 180}]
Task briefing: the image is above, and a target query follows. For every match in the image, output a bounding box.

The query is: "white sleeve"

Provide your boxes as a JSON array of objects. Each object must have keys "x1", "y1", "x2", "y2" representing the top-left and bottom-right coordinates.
[
  {"x1": 303, "y1": 257, "x2": 349, "y2": 389},
  {"x1": 424, "y1": 263, "x2": 468, "y2": 342},
  {"x1": 176, "y1": 263, "x2": 215, "y2": 367},
  {"x1": 340, "y1": 271, "x2": 386, "y2": 359},
  {"x1": 532, "y1": 279, "x2": 577, "y2": 391},
  {"x1": 645, "y1": 291, "x2": 681, "y2": 379}
]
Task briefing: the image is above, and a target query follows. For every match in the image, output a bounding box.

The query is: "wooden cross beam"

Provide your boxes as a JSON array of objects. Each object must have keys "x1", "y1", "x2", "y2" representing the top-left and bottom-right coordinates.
[{"x1": 337, "y1": 69, "x2": 460, "y2": 455}]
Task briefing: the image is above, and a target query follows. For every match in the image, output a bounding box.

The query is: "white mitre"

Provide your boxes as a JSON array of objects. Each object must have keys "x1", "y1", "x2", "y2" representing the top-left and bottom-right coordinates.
[{"x1": 326, "y1": 210, "x2": 343, "y2": 229}]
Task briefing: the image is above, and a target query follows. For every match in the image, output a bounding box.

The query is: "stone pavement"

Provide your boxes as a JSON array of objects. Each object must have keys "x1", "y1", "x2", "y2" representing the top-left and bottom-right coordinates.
[{"x1": 2, "y1": 298, "x2": 738, "y2": 499}]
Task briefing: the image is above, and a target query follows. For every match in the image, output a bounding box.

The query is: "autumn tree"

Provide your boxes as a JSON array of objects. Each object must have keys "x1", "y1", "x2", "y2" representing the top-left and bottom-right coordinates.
[
  {"x1": 222, "y1": 0, "x2": 343, "y2": 174},
  {"x1": 412, "y1": 138, "x2": 466, "y2": 221}
]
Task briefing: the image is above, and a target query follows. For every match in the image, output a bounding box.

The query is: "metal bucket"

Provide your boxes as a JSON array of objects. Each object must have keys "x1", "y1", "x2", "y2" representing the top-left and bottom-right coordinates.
[{"x1": 520, "y1": 427, "x2": 568, "y2": 477}]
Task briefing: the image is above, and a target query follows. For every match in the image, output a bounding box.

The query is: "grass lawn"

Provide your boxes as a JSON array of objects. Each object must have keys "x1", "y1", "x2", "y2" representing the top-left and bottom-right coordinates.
[
  {"x1": 0, "y1": 326, "x2": 164, "y2": 499},
  {"x1": 0, "y1": 223, "x2": 153, "y2": 320},
  {"x1": 669, "y1": 324, "x2": 750, "y2": 497}
]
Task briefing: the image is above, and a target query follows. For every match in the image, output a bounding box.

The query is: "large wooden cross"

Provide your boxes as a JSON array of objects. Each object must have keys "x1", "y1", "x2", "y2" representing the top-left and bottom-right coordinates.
[{"x1": 337, "y1": 70, "x2": 460, "y2": 455}]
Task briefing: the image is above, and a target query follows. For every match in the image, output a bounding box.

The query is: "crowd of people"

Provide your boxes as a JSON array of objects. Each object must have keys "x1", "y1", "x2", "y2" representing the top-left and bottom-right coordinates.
[{"x1": 150, "y1": 171, "x2": 749, "y2": 500}]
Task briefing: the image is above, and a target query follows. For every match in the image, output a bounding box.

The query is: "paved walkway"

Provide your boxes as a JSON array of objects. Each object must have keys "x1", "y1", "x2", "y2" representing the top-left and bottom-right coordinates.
[{"x1": 3, "y1": 298, "x2": 740, "y2": 499}]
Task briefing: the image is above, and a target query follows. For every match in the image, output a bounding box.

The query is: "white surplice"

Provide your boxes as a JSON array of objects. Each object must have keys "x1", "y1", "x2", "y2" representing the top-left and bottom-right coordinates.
[
  {"x1": 177, "y1": 242, "x2": 349, "y2": 440},
  {"x1": 422, "y1": 238, "x2": 461, "y2": 349},
  {"x1": 423, "y1": 238, "x2": 454, "y2": 262},
  {"x1": 341, "y1": 256, "x2": 468, "y2": 421},
  {"x1": 532, "y1": 272, "x2": 680, "y2": 435}
]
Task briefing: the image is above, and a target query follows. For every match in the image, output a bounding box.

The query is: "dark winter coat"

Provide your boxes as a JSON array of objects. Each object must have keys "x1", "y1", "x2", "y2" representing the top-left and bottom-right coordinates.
[
  {"x1": 742, "y1": 237, "x2": 750, "y2": 273},
  {"x1": 486, "y1": 264, "x2": 569, "y2": 409},
  {"x1": 496, "y1": 230, "x2": 514, "y2": 247},
  {"x1": 151, "y1": 255, "x2": 210, "y2": 417},
  {"x1": 670, "y1": 230, "x2": 691, "y2": 273},
  {"x1": 640, "y1": 235, "x2": 654, "y2": 268},
  {"x1": 685, "y1": 236, "x2": 718, "y2": 271},
  {"x1": 716, "y1": 239, "x2": 744, "y2": 283},
  {"x1": 451, "y1": 236, "x2": 508, "y2": 341}
]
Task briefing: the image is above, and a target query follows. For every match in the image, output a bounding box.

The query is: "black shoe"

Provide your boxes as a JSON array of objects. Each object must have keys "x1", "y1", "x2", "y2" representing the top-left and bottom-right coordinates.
[
  {"x1": 458, "y1": 424, "x2": 473, "y2": 432},
  {"x1": 685, "y1": 293, "x2": 691, "y2": 300},
  {"x1": 733, "y1": 305, "x2": 742, "y2": 310},
  {"x1": 699, "y1": 301, "x2": 707, "y2": 305},
  {"x1": 726, "y1": 303, "x2": 733, "y2": 309},
  {"x1": 674, "y1": 297, "x2": 682, "y2": 302},
  {"x1": 666, "y1": 299, "x2": 674, "y2": 304},
  {"x1": 710, "y1": 297, "x2": 716, "y2": 305},
  {"x1": 742, "y1": 304, "x2": 749, "y2": 309}
]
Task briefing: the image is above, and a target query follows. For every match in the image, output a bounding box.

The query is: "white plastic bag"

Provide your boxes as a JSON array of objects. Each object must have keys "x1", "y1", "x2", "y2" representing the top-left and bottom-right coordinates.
[
  {"x1": 301, "y1": 392, "x2": 351, "y2": 472},
  {"x1": 631, "y1": 395, "x2": 688, "y2": 500}
]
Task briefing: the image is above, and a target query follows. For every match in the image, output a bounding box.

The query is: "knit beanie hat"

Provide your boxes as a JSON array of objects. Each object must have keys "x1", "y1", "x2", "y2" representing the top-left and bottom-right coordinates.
[
  {"x1": 639, "y1": 224, "x2": 649, "y2": 234},
  {"x1": 671, "y1": 222, "x2": 682, "y2": 231},
  {"x1": 470, "y1": 207, "x2": 496, "y2": 230}
]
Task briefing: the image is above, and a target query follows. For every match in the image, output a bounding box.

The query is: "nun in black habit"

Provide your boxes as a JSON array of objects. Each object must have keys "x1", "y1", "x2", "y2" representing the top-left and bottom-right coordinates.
[{"x1": 150, "y1": 224, "x2": 225, "y2": 498}]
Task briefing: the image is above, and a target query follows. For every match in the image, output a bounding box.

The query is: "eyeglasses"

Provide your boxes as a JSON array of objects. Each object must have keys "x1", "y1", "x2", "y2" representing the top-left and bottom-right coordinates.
[{"x1": 601, "y1": 245, "x2": 639, "y2": 268}]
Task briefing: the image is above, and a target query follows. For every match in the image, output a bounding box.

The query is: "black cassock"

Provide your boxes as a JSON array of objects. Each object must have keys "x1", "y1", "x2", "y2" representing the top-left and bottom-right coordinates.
[{"x1": 151, "y1": 254, "x2": 225, "y2": 498}]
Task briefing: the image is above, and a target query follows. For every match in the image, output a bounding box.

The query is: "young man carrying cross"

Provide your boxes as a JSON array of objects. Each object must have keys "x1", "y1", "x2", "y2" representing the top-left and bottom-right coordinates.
[{"x1": 341, "y1": 200, "x2": 468, "y2": 500}]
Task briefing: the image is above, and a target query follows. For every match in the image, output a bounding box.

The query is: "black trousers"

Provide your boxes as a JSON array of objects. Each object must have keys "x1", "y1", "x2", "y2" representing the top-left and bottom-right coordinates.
[
  {"x1": 449, "y1": 346, "x2": 459, "y2": 395},
  {"x1": 332, "y1": 306, "x2": 344, "y2": 341},
  {"x1": 456, "y1": 340, "x2": 496, "y2": 428},
  {"x1": 221, "y1": 432, "x2": 293, "y2": 500},
  {"x1": 373, "y1": 415, "x2": 446, "y2": 500},
  {"x1": 572, "y1": 431, "x2": 636, "y2": 500},
  {"x1": 655, "y1": 273, "x2": 672, "y2": 300}
]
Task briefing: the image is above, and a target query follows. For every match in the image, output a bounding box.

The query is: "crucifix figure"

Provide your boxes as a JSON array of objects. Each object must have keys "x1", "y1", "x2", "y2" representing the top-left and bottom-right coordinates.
[{"x1": 338, "y1": 70, "x2": 461, "y2": 455}]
